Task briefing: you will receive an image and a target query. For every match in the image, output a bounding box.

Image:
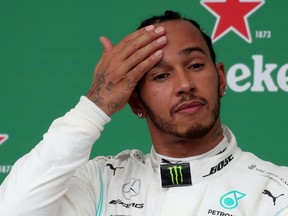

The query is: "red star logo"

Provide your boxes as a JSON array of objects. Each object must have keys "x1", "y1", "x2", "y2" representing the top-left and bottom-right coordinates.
[
  {"x1": 201, "y1": 0, "x2": 265, "y2": 43},
  {"x1": 0, "y1": 134, "x2": 9, "y2": 145}
]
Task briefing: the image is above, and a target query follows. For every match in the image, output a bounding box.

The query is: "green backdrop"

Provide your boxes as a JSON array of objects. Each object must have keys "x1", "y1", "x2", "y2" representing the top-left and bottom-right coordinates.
[{"x1": 0, "y1": 0, "x2": 287, "y2": 183}]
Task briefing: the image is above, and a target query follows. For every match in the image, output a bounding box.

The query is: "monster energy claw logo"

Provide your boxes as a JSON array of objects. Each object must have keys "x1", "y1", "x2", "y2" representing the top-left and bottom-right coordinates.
[
  {"x1": 168, "y1": 165, "x2": 183, "y2": 185},
  {"x1": 160, "y1": 162, "x2": 192, "y2": 188}
]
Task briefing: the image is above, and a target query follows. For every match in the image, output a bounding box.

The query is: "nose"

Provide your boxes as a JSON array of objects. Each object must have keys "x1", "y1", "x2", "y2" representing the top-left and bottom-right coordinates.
[{"x1": 175, "y1": 71, "x2": 195, "y2": 96}]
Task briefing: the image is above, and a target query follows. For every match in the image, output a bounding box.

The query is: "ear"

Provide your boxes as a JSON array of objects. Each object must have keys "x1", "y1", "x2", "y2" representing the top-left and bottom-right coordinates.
[
  {"x1": 128, "y1": 90, "x2": 146, "y2": 118},
  {"x1": 216, "y1": 62, "x2": 227, "y2": 97}
]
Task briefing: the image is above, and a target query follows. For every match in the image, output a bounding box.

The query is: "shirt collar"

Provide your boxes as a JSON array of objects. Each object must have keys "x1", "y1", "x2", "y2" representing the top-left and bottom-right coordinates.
[{"x1": 149, "y1": 125, "x2": 242, "y2": 185}]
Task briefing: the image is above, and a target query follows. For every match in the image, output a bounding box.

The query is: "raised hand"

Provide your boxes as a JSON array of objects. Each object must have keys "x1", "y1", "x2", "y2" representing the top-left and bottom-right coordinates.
[{"x1": 87, "y1": 25, "x2": 167, "y2": 116}]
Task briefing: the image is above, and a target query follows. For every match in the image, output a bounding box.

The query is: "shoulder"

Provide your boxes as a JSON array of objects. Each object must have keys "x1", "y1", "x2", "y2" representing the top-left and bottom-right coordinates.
[
  {"x1": 237, "y1": 151, "x2": 288, "y2": 189},
  {"x1": 86, "y1": 149, "x2": 148, "y2": 169},
  {"x1": 72, "y1": 149, "x2": 149, "y2": 181}
]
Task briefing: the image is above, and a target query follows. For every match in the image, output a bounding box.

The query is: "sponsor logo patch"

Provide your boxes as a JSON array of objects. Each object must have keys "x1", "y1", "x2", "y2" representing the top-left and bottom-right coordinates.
[{"x1": 220, "y1": 190, "x2": 246, "y2": 210}]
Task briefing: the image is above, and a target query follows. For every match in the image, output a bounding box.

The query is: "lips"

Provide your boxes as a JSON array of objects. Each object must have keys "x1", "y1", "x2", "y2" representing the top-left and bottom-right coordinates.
[{"x1": 174, "y1": 100, "x2": 205, "y2": 113}]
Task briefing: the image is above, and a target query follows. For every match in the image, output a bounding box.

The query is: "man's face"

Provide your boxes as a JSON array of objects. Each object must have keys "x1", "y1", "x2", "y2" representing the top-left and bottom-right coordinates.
[{"x1": 136, "y1": 20, "x2": 226, "y2": 141}]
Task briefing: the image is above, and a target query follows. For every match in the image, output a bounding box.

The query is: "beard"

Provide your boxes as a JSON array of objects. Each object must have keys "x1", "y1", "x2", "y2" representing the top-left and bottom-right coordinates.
[{"x1": 139, "y1": 92, "x2": 221, "y2": 140}]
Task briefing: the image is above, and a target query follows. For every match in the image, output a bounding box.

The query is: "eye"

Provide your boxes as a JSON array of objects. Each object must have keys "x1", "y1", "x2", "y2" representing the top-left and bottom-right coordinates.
[
  {"x1": 153, "y1": 72, "x2": 170, "y2": 81},
  {"x1": 188, "y1": 63, "x2": 204, "y2": 71}
]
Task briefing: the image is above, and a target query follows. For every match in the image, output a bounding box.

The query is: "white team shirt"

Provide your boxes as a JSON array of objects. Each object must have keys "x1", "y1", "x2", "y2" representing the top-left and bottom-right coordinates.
[{"x1": 1, "y1": 96, "x2": 288, "y2": 216}]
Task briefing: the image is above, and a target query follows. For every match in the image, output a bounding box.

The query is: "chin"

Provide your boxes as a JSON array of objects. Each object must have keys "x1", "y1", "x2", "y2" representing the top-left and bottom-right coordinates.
[{"x1": 177, "y1": 119, "x2": 218, "y2": 139}]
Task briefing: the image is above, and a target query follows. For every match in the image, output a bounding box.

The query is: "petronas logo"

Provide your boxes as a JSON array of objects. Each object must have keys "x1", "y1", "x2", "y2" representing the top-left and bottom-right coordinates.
[{"x1": 220, "y1": 190, "x2": 246, "y2": 209}]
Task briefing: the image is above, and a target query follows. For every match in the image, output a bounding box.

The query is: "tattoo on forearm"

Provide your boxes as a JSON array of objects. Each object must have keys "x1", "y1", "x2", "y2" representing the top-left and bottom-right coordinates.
[
  {"x1": 107, "y1": 95, "x2": 125, "y2": 112},
  {"x1": 92, "y1": 96, "x2": 104, "y2": 107}
]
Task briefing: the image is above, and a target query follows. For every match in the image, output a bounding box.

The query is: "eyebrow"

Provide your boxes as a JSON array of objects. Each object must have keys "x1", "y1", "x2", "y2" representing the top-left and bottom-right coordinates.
[
  {"x1": 151, "y1": 46, "x2": 208, "y2": 69},
  {"x1": 178, "y1": 46, "x2": 207, "y2": 56},
  {"x1": 152, "y1": 59, "x2": 166, "y2": 69}
]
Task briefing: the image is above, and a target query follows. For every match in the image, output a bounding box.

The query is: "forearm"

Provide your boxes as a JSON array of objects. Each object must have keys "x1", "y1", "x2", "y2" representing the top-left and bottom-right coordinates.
[{"x1": 0, "y1": 96, "x2": 110, "y2": 216}]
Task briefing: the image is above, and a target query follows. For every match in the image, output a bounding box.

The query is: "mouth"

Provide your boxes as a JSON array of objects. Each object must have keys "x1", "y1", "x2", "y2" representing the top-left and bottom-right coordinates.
[{"x1": 174, "y1": 100, "x2": 206, "y2": 114}]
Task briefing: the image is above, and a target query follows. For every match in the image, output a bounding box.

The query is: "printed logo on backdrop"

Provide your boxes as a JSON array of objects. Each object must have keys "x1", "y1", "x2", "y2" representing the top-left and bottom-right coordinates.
[
  {"x1": 0, "y1": 134, "x2": 12, "y2": 175},
  {"x1": 0, "y1": 134, "x2": 9, "y2": 146},
  {"x1": 201, "y1": 0, "x2": 265, "y2": 43},
  {"x1": 200, "y1": 0, "x2": 288, "y2": 93}
]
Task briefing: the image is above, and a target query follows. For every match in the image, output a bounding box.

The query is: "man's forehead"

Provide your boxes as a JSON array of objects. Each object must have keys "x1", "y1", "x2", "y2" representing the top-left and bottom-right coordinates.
[
  {"x1": 156, "y1": 20, "x2": 211, "y2": 61},
  {"x1": 159, "y1": 20, "x2": 207, "y2": 46},
  {"x1": 156, "y1": 19, "x2": 200, "y2": 33}
]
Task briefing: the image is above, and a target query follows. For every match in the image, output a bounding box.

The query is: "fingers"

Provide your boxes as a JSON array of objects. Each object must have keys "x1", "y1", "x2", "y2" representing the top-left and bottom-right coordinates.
[
  {"x1": 88, "y1": 25, "x2": 167, "y2": 116},
  {"x1": 112, "y1": 25, "x2": 166, "y2": 61},
  {"x1": 130, "y1": 49, "x2": 164, "y2": 82},
  {"x1": 98, "y1": 25, "x2": 167, "y2": 83},
  {"x1": 99, "y1": 36, "x2": 114, "y2": 52},
  {"x1": 113, "y1": 25, "x2": 167, "y2": 81},
  {"x1": 123, "y1": 34, "x2": 167, "y2": 81}
]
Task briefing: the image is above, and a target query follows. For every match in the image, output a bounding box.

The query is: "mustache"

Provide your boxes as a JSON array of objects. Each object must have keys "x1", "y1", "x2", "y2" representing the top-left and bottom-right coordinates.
[{"x1": 170, "y1": 93, "x2": 208, "y2": 114}]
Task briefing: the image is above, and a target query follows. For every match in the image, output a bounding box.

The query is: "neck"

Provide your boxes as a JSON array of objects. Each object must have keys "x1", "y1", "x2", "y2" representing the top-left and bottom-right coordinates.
[{"x1": 150, "y1": 120, "x2": 224, "y2": 158}]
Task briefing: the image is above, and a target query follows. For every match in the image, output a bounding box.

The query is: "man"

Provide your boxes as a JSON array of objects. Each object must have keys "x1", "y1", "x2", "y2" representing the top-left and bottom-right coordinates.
[{"x1": 1, "y1": 10, "x2": 288, "y2": 216}]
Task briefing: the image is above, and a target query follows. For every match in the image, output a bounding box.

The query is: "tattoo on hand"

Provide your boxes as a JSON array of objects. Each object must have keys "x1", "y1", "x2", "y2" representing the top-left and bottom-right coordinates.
[
  {"x1": 125, "y1": 79, "x2": 137, "y2": 91},
  {"x1": 106, "y1": 81, "x2": 114, "y2": 91},
  {"x1": 94, "y1": 72, "x2": 106, "y2": 94},
  {"x1": 125, "y1": 80, "x2": 131, "y2": 90}
]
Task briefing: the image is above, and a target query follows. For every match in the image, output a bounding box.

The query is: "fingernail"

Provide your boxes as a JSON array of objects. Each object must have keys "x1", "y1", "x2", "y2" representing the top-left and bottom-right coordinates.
[
  {"x1": 157, "y1": 36, "x2": 167, "y2": 44},
  {"x1": 155, "y1": 26, "x2": 164, "y2": 34},
  {"x1": 145, "y1": 25, "x2": 155, "y2": 31},
  {"x1": 154, "y1": 50, "x2": 163, "y2": 57}
]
